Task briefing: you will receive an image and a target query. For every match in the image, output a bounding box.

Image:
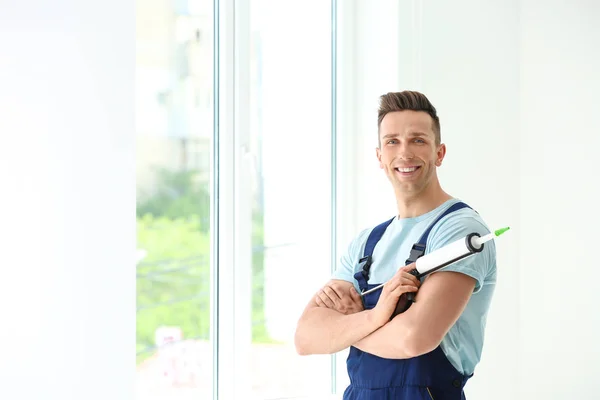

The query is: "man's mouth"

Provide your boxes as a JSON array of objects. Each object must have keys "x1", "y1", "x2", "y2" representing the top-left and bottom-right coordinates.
[
  {"x1": 395, "y1": 166, "x2": 421, "y2": 174},
  {"x1": 395, "y1": 166, "x2": 420, "y2": 173}
]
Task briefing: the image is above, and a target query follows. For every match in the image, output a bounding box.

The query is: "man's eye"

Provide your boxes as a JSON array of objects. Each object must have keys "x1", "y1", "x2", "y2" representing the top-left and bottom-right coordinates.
[
  {"x1": 414, "y1": 139, "x2": 425, "y2": 143},
  {"x1": 387, "y1": 139, "x2": 397, "y2": 144}
]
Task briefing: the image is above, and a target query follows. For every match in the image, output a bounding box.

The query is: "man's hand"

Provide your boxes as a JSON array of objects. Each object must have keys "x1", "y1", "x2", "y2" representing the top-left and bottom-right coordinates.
[
  {"x1": 295, "y1": 279, "x2": 380, "y2": 355},
  {"x1": 315, "y1": 281, "x2": 364, "y2": 315},
  {"x1": 372, "y1": 264, "x2": 421, "y2": 326}
]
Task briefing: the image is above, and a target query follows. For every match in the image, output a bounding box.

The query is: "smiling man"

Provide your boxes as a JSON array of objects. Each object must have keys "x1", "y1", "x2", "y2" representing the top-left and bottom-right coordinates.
[{"x1": 294, "y1": 91, "x2": 497, "y2": 399}]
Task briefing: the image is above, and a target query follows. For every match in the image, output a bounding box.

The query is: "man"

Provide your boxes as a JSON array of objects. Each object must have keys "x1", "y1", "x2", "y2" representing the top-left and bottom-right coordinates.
[{"x1": 294, "y1": 91, "x2": 497, "y2": 399}]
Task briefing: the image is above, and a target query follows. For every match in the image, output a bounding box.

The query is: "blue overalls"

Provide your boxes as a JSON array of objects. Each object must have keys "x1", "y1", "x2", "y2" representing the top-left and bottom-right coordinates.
[{"x1": 346, "y1": 202, "x2": 474, "y2": 400}]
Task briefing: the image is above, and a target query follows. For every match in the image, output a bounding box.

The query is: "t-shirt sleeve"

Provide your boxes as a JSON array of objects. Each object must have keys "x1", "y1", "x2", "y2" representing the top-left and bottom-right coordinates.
[
  {"x1": 330, "y1": 229, "x2": 369, "y2": 283},
  {"x1": 426, "y1": 212, "x2": 496, "y2": 293}
]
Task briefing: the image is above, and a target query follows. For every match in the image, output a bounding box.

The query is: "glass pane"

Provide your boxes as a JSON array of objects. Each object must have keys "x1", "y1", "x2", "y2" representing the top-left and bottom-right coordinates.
[
  {"x1": 135, "y1": 0, "x2": 213, "y2": 399},
  {"x1": 245, "y1": 0, "x2": 333, "y2": 398}
]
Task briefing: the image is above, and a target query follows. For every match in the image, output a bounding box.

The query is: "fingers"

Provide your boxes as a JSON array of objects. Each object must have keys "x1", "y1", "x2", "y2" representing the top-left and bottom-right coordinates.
[
  {"x1": 389, "y1": 272, "x2": 420, "y2": 289},
  {"x1": 406, "y1": 272, "x2": 421, "y2": 288},
  {"x1": 400, "y1": 263, "x2": 415, "y2": 272},
  {"x1": 390, "y1": 279, "x2": 419, "y2": 292},
  {"x1": 316, "y1": 288, "x2": 336, "y2": 308},
  {"x1": 395, "y1": 265, "x2": 419, "y2": 286},
  {"x1": 390, "y1": 282, "x2": 419, "y2": 297},
  {"x1": 315, "y1": 294, "x2": 324, "y2": 307},
  {"x1": 323, "y1": 286, "x2": 342, "y2": 302},
  {"x1": 383, "y1": 272, "x2": 420, "y2": 298},
  {"x1": 385, "y1": 281, "x2": 419, "y2": 298},
  {"x1": 400, "y1": 274, "x2": 420, "y2": 287},
  {"x1": 349, "y1": 286, "x2": 361, "y2": 301},
  {"x1": 329, "y1": 282, "x2": 347, "y2": 297}
]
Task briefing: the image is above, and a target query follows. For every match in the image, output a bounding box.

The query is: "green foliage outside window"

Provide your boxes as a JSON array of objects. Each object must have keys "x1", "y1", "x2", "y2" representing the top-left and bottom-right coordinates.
[{"x1": 136, "y1": 169, "x2": 269, "y2": 364}]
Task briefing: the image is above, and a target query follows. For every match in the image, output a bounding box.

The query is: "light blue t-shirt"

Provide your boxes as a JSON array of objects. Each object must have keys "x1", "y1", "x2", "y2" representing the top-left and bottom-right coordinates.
[{"x1": 331, "y1": 198, "x2": 497, "y2": 376}]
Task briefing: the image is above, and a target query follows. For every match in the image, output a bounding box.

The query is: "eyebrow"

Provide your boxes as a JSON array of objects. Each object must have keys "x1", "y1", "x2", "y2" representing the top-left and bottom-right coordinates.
[{"x1": 382, "y1": 132, "x2": 428, "y2": 139}]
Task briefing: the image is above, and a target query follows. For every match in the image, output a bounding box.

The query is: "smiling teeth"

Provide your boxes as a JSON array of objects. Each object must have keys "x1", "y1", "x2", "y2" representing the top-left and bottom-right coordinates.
[{"x1": 397, "y1": 167, "x2": 417, "y2": 172}]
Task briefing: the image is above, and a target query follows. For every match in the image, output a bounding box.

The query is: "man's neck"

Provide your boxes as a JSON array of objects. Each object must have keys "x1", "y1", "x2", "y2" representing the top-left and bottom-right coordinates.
[{"x1": 395, "y1": 183, "x2": 452, "y2": 219}]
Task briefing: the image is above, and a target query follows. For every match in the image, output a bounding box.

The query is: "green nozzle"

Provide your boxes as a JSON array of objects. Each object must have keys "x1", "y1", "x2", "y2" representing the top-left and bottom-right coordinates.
[{"x1": 494, "y1": 227, "x2": 510, "y2": 237}]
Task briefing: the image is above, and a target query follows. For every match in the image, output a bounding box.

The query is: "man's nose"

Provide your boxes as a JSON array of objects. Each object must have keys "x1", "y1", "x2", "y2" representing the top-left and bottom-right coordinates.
[{"x1": 398, "y1": 145, "x2": 414, "y2": 160}]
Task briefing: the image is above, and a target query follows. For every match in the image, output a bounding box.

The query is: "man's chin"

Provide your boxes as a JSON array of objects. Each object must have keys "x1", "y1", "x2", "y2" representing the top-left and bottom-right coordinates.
[
  {"x1": 393, "y1": 184, "x2": 420, "y2": 195},
  {"x1": 392, "y1": 180, "x2": 429, "y2": 195}
]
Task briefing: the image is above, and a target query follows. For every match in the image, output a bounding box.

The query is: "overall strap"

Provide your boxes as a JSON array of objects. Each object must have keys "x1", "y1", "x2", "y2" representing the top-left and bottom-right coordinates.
[
  {"x1": 405, "y1": 201, "x2": 472, "y2": 266},
  {"x1": 353, "y1": 217, "x2": 395, "y2": 292}
]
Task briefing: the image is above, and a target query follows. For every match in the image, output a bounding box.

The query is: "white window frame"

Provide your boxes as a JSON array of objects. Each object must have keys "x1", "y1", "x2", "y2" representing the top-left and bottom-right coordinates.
[{"x1": 211, "y1": 0, "x2": 345, "y2": 398}]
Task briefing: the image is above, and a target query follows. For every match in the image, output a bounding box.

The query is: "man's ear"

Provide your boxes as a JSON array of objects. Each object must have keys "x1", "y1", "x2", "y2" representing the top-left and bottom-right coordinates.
[
  {"x1": 435, "y1": 143, "x2": 446, "y2": 166},
  {"x1": 376, "y1": 147, "x2": 383, "y2": 169}
]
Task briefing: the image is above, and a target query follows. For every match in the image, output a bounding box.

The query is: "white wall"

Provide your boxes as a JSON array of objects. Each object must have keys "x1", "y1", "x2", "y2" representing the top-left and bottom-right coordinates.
[
  {"x1": 0, "y1": 2, "x2": 135, "y2": 400},
  {"x1": 339, "y1": 0, "x2": 599, "y2": 399},
  {"x1": 519, "y1": 0, "x2": 600, "y2": 397}
]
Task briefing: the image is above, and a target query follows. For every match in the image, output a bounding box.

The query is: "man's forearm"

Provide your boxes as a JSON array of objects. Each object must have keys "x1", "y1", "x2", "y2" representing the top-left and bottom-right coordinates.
[
  {"x1": 295, "y1": 305, "x2": 381, "y2": 355},
  {"x1": 353, "y1": 312, "x2": 436, "y2": 359},
  {"x1": 353, "y1": 318, "x2": 416, "y2": 359}
]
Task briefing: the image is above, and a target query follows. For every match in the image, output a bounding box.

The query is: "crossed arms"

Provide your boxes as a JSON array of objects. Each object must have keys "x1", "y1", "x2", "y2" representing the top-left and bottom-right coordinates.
[{"x1": 294, "y1": 264, "x2": 476, "y2": 359}]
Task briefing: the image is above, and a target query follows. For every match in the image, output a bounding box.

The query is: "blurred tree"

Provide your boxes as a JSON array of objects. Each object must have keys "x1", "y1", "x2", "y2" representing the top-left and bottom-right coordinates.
[
  {"x1": 135, "y1": 168, "x2": 269, "y2": 364},
  {"x1": 137, "y1": 168, "x2": 210, "y2": 232}
]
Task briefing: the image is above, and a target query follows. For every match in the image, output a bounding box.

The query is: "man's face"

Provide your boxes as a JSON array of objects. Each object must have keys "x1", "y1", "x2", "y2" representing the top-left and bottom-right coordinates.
[{"x1": 376, "y1": 110, "x2": 445, "y2": 196}]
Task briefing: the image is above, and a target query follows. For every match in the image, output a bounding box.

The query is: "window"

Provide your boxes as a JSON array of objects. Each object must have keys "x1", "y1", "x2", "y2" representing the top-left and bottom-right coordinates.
[
  {"x1": 243, "y1": 0, "x2": 333, "y2": 397},
  {"x1": 135, "y1": 0, "x2": 214, "y2": 398},
  {"x1": 136, "y1": 0, "x2": 339, "y2": 398}
]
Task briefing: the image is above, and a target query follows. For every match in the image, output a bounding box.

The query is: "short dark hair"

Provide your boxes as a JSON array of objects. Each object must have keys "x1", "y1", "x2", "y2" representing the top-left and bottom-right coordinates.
[{"x1": 377, "y1": 91, "x2": 441, "y2": 146}]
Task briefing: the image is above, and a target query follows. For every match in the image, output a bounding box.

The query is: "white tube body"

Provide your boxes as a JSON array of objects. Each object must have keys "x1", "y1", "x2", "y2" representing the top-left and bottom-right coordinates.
[{"x1": 415, "y1": 235, "x2": 473, "y2": 274}]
